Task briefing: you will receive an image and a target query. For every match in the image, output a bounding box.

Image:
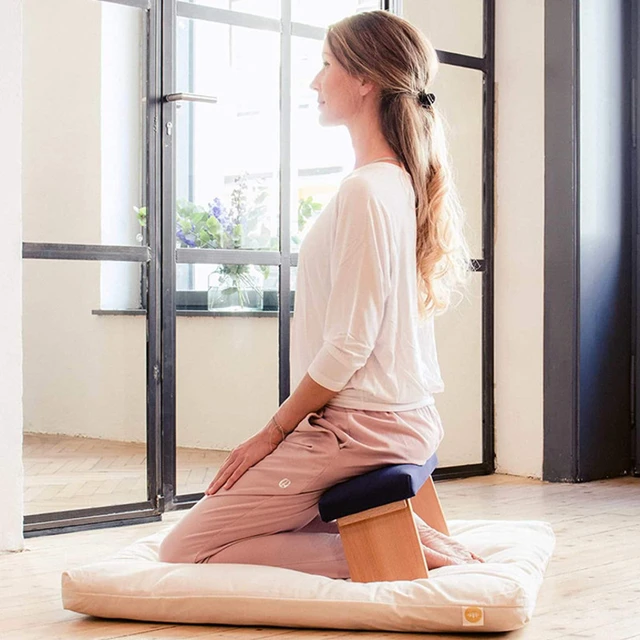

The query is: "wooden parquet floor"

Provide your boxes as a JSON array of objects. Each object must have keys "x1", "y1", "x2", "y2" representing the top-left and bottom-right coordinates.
[
  {"x1": 23, "y1": 433, "x2": 228, "y2": 514},
  {"x1": 11, "y1": 435, "x2": 640, "y2": 639}
]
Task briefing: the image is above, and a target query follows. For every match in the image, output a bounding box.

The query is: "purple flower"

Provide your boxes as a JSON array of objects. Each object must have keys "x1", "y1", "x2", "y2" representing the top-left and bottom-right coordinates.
[
  {"x1": 210, "y1": 197, "x2": 223, "y2": 218},
  {"x1": 209, "y1": 198, "x2": 233, "y2": 235},
  {"x1": 176, "y1": 227, "x2": 196, "y2": 248}
]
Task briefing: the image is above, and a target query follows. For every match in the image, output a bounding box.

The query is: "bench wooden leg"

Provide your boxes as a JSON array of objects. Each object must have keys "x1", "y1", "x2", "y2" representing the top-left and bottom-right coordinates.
[
  {"x1": 337, "y1": 500, "x2": 428, "y2": 582},
  {"x1": 410, "y1": 476, "x2": 450, "y2": 536}
]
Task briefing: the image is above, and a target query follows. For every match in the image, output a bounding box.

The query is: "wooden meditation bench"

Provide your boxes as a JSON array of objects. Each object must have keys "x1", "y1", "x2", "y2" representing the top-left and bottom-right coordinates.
[{"x1": 318, "y1": 453, "x2": 448, "y2": 583}]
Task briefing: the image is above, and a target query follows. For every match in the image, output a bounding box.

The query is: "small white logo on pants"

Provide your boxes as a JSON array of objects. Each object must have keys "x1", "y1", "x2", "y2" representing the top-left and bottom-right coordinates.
[{"x1": 279, "y1": 478, "x2": 291, "y2": 488}]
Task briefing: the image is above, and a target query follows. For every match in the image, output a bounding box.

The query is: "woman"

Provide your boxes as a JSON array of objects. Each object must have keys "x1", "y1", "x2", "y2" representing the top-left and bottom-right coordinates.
[{"x1": 159, "y1": 10, "x2": 481, "y2": 577}]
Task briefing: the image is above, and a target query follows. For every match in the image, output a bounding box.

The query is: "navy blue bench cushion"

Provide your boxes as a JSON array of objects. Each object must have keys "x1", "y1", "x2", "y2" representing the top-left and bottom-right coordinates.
[{"x1": 318, "y1": 454, "x2": 439, "y2": 522}]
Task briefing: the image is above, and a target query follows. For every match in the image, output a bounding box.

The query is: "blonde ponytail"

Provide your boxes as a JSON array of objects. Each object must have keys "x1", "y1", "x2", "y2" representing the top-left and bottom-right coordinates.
[{"x1": 327, "y1": 11, "x2": 471, "y2": 316}]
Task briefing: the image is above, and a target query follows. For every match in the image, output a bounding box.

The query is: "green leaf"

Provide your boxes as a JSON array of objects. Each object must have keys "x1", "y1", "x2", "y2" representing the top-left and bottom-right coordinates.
[
  {"x1": 254, "y1": 190, "x2": 268, "y2": 205},
  {"x1": 259, "y1": 265, "x2": 270, "y2": 280},
  {"x1": 135, "y1": 206, "x2": 147, "y2": 227},
  {"x1": 193, "y1": 211, "x2": 207, "y2": 225},
  {"x1": 206, "y1": 216, "x2": 221, "y2": 233}
]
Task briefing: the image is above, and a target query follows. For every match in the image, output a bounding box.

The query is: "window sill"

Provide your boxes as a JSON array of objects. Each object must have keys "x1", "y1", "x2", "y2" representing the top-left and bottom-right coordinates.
[{"x1": 92, "y1": 309, "x2": 293, "y2": 318}]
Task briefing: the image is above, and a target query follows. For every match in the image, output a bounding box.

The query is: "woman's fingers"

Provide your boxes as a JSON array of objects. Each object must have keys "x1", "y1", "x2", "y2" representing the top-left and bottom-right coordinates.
[
  {"x1": 205, "y1": 457, "x2": 232, "y2": 492},
  {"x1": 205, "y1": 465, "x2": 229, "y2": 495},
  {"x1": 206, "y1": 472, "x2": 229, "y2": 495},
  {"x1": 206, "y1": 456, "x2": 241, "y2": 495},
  {"x1": 216, "y1": 451, "x2": 236, "y2": 476},
  {"x1": 206, "y1": 462, "x2": 246, "y2": 495},
  {"x1": 204, "y1": 434, "x2": 275, "y2": 496},
  {"x1": 220, "y1": 462, "x2": 249, "y2": 491}
]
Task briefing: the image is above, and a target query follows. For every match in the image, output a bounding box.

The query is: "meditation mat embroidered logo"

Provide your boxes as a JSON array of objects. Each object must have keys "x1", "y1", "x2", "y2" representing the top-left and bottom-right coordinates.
[{"x1": 462, "y1": 606, "x2": 484, "y2": 626}]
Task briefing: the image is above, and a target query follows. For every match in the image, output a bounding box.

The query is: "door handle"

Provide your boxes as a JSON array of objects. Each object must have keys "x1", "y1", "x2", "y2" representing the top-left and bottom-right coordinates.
[{"x1": 164, "y1": 93, "x2": 218, "y2": 104}]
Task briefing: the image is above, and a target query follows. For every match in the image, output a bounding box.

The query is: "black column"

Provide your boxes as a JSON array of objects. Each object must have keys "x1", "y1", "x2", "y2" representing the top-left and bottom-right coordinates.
[{"x1": 544, "y1": 0, "x2": 633, "y2": 482}]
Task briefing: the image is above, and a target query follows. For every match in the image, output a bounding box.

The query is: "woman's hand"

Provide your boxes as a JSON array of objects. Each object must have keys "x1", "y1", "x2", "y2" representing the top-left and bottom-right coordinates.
[{"x1": 204, "y1": 427, "x2": 280, "y2": 496}]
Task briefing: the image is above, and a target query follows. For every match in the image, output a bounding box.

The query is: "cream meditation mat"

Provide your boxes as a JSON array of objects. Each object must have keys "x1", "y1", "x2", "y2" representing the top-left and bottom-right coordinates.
[{"x1": 62, "y1": 519, "x2": 555, "y2": 634}]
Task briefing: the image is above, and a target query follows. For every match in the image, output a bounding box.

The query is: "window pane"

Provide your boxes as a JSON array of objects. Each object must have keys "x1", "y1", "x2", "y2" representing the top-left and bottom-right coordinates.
[
  {"x1": 176, "y1": 262, "x2": 278, "y2": 310},
  {"x1": 184, "y1": 0, "x2": 280, "y2": 20},
  {"x1": 433, "y1": 272, "x2": 483, "y2": 466},
  {"x1": 291, "y1": 36, "x2": 354, "y2": 251},
  {"x1": 431, "y1": 64, "x2": 483, "y2": 259},
  {"x1": 292, "y1": 0, "x2": 380, "y2": 29},
  {"x1": 176, "y1": 263, "x2": 280, "y2": 496},
  {"x1": 23, "y1": 260, "x2": 147, "y2": 515},
  {"x1": 175, "y1": 18, "x2": 280, "y2": 254},
  {"x1": 405, "y1": 0, "x2": 484, "y2": 58},
  {"x1": 22, "y1": 1, "x2": 148, "y2": 246}
]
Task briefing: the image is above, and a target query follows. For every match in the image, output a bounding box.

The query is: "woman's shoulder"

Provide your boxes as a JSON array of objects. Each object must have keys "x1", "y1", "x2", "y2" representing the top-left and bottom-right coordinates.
[
  {"x1": 337, "y1": 170, "x2": 375, "y2": 200},
  {"x1": 336, "y1": 164, "x2": 413, "y2": 215},
  {"x1": 339, "y1": 163, "x2": 411, "y2": 197}
]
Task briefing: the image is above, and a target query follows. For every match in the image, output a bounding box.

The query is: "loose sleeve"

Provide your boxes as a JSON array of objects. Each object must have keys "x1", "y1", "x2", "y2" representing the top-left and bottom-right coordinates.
[{"x1": 307, "y1": 176, "x2": 394, "y2": 391}]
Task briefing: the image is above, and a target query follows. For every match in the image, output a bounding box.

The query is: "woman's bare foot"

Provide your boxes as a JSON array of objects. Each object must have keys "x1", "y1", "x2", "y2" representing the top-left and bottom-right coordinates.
[{"x1": 415, "y1": 520, "x2": 485, "y2": 569}]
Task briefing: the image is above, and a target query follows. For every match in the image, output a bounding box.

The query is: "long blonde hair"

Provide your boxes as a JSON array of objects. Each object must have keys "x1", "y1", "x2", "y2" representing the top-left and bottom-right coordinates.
[{"x1": 327, "y1": 10, "x2": 471, "y2": 317}]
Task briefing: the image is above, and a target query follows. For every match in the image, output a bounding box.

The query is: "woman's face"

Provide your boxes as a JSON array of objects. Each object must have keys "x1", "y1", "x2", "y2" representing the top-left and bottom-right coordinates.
[{"x1": 309, "y1": 41, "x2": 365, "y2": 127}]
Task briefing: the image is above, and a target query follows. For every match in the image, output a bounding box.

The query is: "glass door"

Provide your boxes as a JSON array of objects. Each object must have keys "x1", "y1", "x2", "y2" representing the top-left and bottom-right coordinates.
[{"x1": 21, "y1": 0, "x2": 163, "y2": 534}]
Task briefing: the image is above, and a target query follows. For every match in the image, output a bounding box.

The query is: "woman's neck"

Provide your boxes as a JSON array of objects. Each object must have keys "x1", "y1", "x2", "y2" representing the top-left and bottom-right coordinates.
[{"x1": 347, "y1": 109, "x2": 399, "y2": 169}]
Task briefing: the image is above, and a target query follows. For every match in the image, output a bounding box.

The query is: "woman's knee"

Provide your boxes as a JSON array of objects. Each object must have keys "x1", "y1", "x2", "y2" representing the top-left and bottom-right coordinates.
[{"x1": 158, "y1": 528, "x2": 198, "y2": 564}]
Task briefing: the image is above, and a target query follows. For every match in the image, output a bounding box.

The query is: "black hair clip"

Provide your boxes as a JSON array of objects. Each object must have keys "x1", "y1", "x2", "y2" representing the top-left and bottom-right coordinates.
[{"x1": 417, "y1": 91, "x2": 436, "y2": 108}]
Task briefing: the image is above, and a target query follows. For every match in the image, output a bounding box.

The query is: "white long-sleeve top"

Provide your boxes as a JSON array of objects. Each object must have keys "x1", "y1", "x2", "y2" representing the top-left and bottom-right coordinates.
[{"x1": 290, "y1": 162, "x2": 444, "y2": 411}]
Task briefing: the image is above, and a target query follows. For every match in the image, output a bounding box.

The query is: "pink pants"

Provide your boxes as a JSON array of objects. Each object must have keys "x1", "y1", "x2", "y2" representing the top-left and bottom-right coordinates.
[{"x1": 159, "y1": 404, "x2": 444, "y2": 578}]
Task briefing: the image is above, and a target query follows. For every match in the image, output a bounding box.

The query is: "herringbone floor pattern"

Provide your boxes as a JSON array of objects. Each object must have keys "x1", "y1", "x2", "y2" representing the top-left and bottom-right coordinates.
[{"x1": 23, "y1": 433, "x2": 228, "y2": 515}]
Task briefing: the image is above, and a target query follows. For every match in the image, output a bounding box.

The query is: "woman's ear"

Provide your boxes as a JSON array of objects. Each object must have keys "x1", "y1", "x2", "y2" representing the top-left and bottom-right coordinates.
[{"x1": 358, "y1": 78, "x2": 375, "y2": 98}]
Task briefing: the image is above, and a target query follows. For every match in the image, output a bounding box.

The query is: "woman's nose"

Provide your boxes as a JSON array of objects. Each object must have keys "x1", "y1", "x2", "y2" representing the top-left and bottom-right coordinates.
[{"x1": 309, "y1": 73, "x2": 320, "y2": 92}]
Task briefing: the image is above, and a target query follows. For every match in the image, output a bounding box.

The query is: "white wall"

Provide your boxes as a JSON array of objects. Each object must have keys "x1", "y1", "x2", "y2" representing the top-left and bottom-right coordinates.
[
  {"x1": 404, "y1": 0, "x2": 483, "y2": 58},
  {"x1": 493, "y1": 0, "x2": 545, "y2": 477},
  {"x1": 22, "y1": 0, "x2": 101, "y2": 246},
  {"x1": 0, "y1": 0, "x2": 25, "y2": 552},
  {"x1": 405, "y1": 0, "x2": 545, "y2": 477}
]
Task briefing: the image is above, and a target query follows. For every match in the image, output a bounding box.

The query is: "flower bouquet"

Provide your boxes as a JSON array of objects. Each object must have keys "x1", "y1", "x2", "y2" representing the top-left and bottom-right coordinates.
[{"x1": 135, "y1": 174, "x2": 322, "y2": 311}]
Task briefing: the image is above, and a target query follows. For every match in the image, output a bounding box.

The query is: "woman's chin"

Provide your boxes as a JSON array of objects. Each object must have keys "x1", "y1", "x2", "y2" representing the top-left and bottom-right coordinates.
[{"x1": 317, "y1": 112, "x2": 339, "y2": 127}]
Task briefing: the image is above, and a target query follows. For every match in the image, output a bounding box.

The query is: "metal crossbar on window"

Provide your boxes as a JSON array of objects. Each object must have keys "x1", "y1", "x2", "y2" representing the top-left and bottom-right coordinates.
[{"x1": 22, "y1": 243, "x2": 151, "y2": 263}]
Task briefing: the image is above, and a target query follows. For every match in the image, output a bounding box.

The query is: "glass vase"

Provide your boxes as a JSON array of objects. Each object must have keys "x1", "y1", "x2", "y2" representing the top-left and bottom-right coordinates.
[{"x1": 207, "y1": 266, "x2": 263, "y2": 311}]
